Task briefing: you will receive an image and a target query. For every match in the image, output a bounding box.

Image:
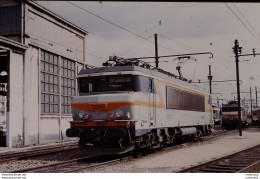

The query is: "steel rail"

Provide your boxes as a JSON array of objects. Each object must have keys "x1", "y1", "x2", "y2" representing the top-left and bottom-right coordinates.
[
  {"x1": 178, "y1": 143, "x2": 260, "y2": 173},
  {"x1": 0, "y1": 142, "x2": 78, "y2": 163}
]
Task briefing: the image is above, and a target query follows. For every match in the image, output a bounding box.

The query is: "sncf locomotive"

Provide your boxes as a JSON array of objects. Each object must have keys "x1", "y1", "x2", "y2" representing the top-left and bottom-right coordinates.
[
  {"x1": 221, "y1": 100, "x2": 247, "y2": 129},
  {"x1": 252, "y1": 108, "x2": 260, "y2": 126},
  {"x1": 66, "y1": 56, "x2": 214, "y2": 155}
]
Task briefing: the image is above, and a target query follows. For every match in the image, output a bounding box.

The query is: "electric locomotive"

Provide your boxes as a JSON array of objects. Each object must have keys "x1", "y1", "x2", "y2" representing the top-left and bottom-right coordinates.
[
  {"x1": 66, "y1": 56, "x2": 214, "y2": 155},
  {"x1": 252, "y1": 108, "x2": 260, "y2": 126},
  {"x1": 221, "y1": 100, "x2": 247, "y2": 129}
]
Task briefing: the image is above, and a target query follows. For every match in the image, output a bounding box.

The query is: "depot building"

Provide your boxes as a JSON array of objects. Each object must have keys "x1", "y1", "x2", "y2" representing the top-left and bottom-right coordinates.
[{"x1": 0, "y1": 0, "x2": 88, "y2": 147}]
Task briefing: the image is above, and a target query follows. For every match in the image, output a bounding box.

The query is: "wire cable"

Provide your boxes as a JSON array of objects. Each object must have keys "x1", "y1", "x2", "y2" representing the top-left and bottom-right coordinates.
[
  {"x1": 67, "y1": 1, "x2": 152, "y2": 42},
  {"x1": 224, "y1": 3, "x2": 258, "y2": 41},
  {"x1": 67, "y1": 1, "x2": 179, "y2": 54},
  {"x1": 28, "y1": 33, "x2": 106, "y2": 61},
  {"x1": 232, "y1": 3, "x2": 258, "y2": 36},
  {"x1": 119, "y1": 35, "x2": 153, "y2": 56},
  {"x1": 158, "y1": 34, "x2": 200, "y2": 52}
]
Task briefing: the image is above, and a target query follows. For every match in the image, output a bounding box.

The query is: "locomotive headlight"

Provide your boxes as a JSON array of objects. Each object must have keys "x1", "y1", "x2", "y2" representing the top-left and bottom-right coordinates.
[
  {"x1": 78, "y1": 111, "x2": 85, "y2": 119},
  {"x1": 126, "y1": 112, "x2": 131, "y2": 119},
  {"x1": 78, "y1": 111, "x2": 90, "y2": 120},
  {"x1": 115, "y1": 110, "x2": 123, "y2": 119}
]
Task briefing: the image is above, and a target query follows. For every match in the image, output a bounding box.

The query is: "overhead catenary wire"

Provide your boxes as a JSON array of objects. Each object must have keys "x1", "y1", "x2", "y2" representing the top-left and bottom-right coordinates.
[
  {"x1": 67, "y1": 1, "x2": 152, "y2": 42},
  {"x1": 232, "y1": 3, "x2": 258, "y2": 36},
  {"x1": 67, "y1": 1, "x2": 179, "y2": 54},
  {"x1": 158, "y1": 34, "x2": 200, "y2": 52},
  {"x1": 119, "y1": 35, "x2": 153, "y2": 56},
  {"x1": 224, "y1": 3, "x2": 259, "y2": 41},
  {"x1": 240, "y1": 39, "x2": 260, "y2": 45},
  {"x1": 29, "y1": 33, "x2": 106, "y2": 61},
  {"x1": 191, "y1": 79, "x2": 242, "y2": 84}
]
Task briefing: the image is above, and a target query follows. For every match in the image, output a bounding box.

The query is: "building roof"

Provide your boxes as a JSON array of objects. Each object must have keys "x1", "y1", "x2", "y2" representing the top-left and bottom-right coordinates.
[{"x1": 26, "y1": 0, "x2": 88, "y2": 36}]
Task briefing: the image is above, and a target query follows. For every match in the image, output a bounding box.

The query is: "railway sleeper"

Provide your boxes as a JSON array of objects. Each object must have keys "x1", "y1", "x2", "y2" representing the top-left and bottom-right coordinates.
[
  {"x1": 215, "y1": 163, "x2": 248, "y2": 167},
  {"x1": 241, "y1": 156, "x2": 260, "y2": 159},
  {"x1": 208, "y1": 165, "x2": 244, "y2": 170},
  {"x1": 228, "y1": 159, "x2": 255, "y2": 163},
  {"x1": 201, "y1": 168, "x2": 238, "y2": 173}
]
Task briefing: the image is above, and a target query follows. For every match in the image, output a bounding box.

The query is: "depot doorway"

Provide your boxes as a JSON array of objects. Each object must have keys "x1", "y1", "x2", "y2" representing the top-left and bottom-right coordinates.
[{"x1": 0, "y1": 48, "x2": 9, "y2": 147}]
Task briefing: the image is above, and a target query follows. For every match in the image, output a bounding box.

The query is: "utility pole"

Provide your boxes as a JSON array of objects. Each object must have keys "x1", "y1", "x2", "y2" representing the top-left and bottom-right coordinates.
[
  {"x1": 208, "y1": 65, "x2": 213, "y2": 94},
  {"x1": 250, "y1": 87, "x2": 253, "y2": 121},
  {"x1": 256, "y1": 87, "x2": 258, "y2": 108},
  {"x1": 233, "y1": 39, "x2": 242, "y2": 136},
  {"x1": 154, "y1": 33, "x2": 159, "y2": 68}
]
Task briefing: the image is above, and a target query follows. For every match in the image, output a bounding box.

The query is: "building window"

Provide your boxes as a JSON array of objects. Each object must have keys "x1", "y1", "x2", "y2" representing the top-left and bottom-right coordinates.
[
  {"x1": 61, "y1": 57, "x2": 76, "y2": 114},
  {"x1": 0, "y1": 96, "x2": 6, "y2": 117},
  {"x1": 40, "y1": 50, "x2": 59, "y2": 114}
]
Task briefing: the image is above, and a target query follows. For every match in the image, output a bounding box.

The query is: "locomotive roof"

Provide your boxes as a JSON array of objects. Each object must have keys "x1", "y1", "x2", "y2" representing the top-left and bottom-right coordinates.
[
  {"x1": 222, "y1": 103, "x2": 246, "y2": 108},
  {"x1": 78, "y1": 66, "x2": 209, "y2": 94}
]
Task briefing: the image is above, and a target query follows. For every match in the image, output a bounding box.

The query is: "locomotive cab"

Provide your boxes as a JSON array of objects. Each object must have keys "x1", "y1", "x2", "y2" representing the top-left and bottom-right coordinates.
[
  {"x1": 66, "y1": 70, "x2": 156, "y2": 154},
  {"x1": 221, "y1": 101, "x2": 247, "y2": 128}
]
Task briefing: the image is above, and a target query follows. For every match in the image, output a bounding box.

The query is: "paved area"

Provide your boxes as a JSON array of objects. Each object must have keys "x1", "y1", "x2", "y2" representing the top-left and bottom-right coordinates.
[
  {"x1": 84, "y1": 127, "x2": 260, "y2": 172},
  {"x1": 146, "y1": 128, "x2": 260, "y2": 172}
]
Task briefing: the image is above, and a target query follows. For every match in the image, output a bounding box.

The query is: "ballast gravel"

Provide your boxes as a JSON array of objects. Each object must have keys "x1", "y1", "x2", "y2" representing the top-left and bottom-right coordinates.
[{"x1": 0, "y1": 150, "x2": 84, "y2": 173}]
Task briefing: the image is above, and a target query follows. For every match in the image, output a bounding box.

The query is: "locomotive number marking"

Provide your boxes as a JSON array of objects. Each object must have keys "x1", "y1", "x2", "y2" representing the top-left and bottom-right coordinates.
[{"x1": 90, "y1": 103, "x2": 108, "y2": 111}]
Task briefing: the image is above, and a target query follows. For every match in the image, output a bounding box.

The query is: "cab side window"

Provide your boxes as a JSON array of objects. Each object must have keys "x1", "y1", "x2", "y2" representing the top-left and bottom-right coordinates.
[{"x1": 134, "y1": 75, "x2": 157, "y2": 93}]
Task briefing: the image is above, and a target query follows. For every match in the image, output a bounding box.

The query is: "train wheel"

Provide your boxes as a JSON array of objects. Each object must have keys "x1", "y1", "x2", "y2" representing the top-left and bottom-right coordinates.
[
  {"x1": 132, "y1": 149, "x2": 141, "y2": 158},
  {"x1": 141, "y1": 149, "x2": 149, "y2": 156},
  {"x1": 197, "y1": 130, "x2": 203, "y2": 141},
  {"x1": 157, "y1": 143, "x2": 163, "y2": 151},
  {"x1": 208, "y1": 126, "x2": 212, "y2": 135}
]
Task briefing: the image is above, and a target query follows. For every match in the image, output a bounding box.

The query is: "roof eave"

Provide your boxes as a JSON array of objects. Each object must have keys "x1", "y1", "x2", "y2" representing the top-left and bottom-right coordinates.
[{"x1": 26, "y1": 0, "x2": 88, "y2": 35}]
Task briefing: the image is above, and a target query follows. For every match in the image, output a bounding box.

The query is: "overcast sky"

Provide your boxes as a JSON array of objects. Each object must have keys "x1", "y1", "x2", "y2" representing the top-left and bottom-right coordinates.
[{"x1": 37, "y1": 1, "x2": 260, "y2": 108}]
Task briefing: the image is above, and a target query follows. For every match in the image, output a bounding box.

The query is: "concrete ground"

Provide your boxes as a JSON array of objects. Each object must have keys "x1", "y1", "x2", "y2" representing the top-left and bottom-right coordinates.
[{"x1": 84, "y1": 127, "x2": 260, "y2": 172}]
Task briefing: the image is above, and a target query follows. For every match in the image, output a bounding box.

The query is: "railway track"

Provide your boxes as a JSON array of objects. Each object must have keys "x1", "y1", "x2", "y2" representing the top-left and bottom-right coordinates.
[
  {"x1": 8, "y1": 128, "x2": 235, "y2": 173},
  {"x1": 178, "y1": 144, "x2": 260, "y2": 173},
  {"x1": 0, "y1": 141, "x2": 78, "y2": 163},
  {"x1": 10, "y1": 154, "x2": 131, "y2": 173}
]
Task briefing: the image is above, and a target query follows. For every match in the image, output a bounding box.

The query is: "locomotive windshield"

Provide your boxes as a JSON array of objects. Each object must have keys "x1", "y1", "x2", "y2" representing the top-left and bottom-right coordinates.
[
  {"x1": 78, "y1": 74, "x2": 157, "y2": 94},
  {"x1": 79, "y1": 75, "x2": 133, "y2": 93},
  {"x1": 222, "y1": 107, "x2": 241, "y2": 112}
]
